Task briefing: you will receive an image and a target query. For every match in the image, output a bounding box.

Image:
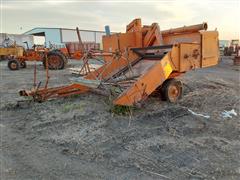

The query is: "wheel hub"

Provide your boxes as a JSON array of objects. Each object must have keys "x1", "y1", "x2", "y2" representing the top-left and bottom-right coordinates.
[
  {"x1": 168, "y1": 85, "x2": 180, "y2": 102},
  {"x1": 11, "y1": 63, "x2": 17, "y2": 69},
  {"x1": 48, "y1": 55, "x2": 61, "y2": 68}
]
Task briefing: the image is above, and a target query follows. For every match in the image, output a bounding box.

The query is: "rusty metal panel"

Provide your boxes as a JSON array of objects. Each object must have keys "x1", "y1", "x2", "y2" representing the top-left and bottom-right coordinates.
[
  {"x1": 114, "y1": 54, "x2": 173, "y2": 106},
  {"x1": 169, "y1": 45, "x2": 180, "y2": 71},
  {"x1": 102, "y1": 32, "x2": 140, "y2": 63},
  {"x1": 163, "y1": 32, "x2": 201, "y2": 45},
  {"x1": 179, "y1": 43, "x2": 201, "y2": 72},
  {"x1": 201, "y1": 31, "x2": 219, "y2": 67},
  {"x1": 118, "y1": 59, "x2": 158, "y2": 79},
  {"x1": 103, "y1": 32, "x2": 137, "y2": 52},
  {"x1": 102, "y1": 34, "x2": 119, "y2": 52}
]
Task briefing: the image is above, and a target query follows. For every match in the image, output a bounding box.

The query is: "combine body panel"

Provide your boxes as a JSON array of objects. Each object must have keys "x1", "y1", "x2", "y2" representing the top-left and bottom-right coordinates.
[
  {"x1": 126, "y1": 18, "x2": 142, "y2": 32},
  {"x1": 201, "y1": 31, "x2": 219, "y2": 67},
  {"x1": 113, "y1": 53, "x2": 174, "y2": 106},
  {"x1": 19, "y1": 19, "x2": 219, "y2": 106}
]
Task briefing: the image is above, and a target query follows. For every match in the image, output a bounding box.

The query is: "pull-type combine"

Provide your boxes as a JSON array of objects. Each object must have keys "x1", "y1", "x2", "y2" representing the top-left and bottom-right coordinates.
[{"x1": 19, "y1": 19, "x2": 219, "y2": 106}]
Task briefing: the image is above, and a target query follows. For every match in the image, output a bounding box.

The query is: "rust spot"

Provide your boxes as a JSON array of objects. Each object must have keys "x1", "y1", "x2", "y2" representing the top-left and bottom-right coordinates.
[
  {"x1": 192, "y1": 49, "x2": 200, "y2": 59},
  {"x1": 184, "y1": 54, "x2": 189, "y2": 59}
]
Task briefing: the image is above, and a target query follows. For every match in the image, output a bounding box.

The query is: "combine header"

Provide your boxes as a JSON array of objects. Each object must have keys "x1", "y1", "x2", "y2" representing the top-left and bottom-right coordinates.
[{"x1": 20, "y1": 19, "x2": 219, "y2": 106}]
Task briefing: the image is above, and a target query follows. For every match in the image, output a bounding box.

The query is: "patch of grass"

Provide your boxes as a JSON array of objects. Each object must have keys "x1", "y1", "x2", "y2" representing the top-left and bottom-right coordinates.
[
  {"x1": 61, "y1": 103, "x2": 85, "y2": 113},
  {"x1": 110, "y1": 105, "x2": 137, "y2": 116},
  {"x1": 67, "y1": 94, "x2": 83, "y2": 99},
  {"x1": 106, "y1": 88, "x2": 140, "y2": 116}
]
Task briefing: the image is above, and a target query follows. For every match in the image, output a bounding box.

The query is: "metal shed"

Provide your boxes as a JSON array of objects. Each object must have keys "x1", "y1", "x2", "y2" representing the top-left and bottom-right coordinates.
[{"x1": 24, "y1": 27, "x2": 106, "y2": 48}]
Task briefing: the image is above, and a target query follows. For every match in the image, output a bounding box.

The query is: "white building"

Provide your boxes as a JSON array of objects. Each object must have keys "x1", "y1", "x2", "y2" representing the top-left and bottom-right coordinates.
[{"x1": 24, "y1": 27, "x2": 106, "y2": 48}]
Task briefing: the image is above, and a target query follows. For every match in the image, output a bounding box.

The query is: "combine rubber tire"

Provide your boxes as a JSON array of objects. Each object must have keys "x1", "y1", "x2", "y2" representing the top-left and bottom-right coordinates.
[
  {"x1": 161, "y1": 78, "x2": 183, "y2": 103},
  {"x1": 43, "y1": 51, "x2": 66, "y2": 70},
  {"x1": 20, "y1": 61, "x2": 27, "y2": 68},
  {"x1": 8, "y1": 59, "x2": 20, "y2": 70}
]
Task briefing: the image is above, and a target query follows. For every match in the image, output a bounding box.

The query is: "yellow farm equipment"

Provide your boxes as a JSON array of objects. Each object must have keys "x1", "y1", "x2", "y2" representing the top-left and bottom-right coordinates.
[
  {"x1": 19, "y1": 19, "x2": 219, "y2": 106},
  {"x1": 0, "y1": 46, "x2": 24, "y2": 61}
]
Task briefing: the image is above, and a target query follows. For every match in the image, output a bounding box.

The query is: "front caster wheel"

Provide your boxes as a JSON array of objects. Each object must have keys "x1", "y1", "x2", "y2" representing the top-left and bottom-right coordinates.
[{"x1": 161, "y1": 78, "x2": 183, "y2": 103}]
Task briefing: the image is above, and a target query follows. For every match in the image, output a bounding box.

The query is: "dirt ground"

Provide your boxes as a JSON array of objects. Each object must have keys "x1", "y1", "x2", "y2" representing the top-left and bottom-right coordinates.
[{"x1": 0, "y1": 57, "x2": 239, "y2": 180}]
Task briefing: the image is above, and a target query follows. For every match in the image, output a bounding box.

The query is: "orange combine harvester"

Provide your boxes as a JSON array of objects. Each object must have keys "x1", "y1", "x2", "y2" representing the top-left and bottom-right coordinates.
[{"x1": 19, "y1": 18, "x2": 219, "y2": 106}]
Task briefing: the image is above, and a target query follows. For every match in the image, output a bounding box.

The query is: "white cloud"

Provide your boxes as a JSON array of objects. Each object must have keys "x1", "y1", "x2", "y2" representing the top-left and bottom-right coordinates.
[
  {"x1": 155, "y1": 1, "x2": 197, "y2": 23},
  {"x1": 43, "y1": 0, "x2": 74, "y2": 5}
]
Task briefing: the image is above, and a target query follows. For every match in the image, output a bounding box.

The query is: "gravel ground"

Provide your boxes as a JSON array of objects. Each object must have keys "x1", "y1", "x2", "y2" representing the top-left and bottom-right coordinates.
[{"x1": 0, "y1": 57, "x2": 239, "y2": 180}]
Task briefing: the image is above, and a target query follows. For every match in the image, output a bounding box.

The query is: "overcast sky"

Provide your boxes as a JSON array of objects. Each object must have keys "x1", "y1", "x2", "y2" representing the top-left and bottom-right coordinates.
[{"x1": 1, "y1": 0, "x2": 239, "y2": 40}]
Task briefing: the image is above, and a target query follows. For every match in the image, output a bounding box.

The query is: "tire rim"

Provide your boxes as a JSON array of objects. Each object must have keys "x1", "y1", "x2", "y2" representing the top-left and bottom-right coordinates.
[
  {"x1": 168, "y1": 84, "x2": 181, "y2": 102},
  {"x1": 10, "y1": 62, "x2": 17, "y2": 69},
  {"x1": 48, "y1": 55, "x2": 61, "y2": 69}
]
